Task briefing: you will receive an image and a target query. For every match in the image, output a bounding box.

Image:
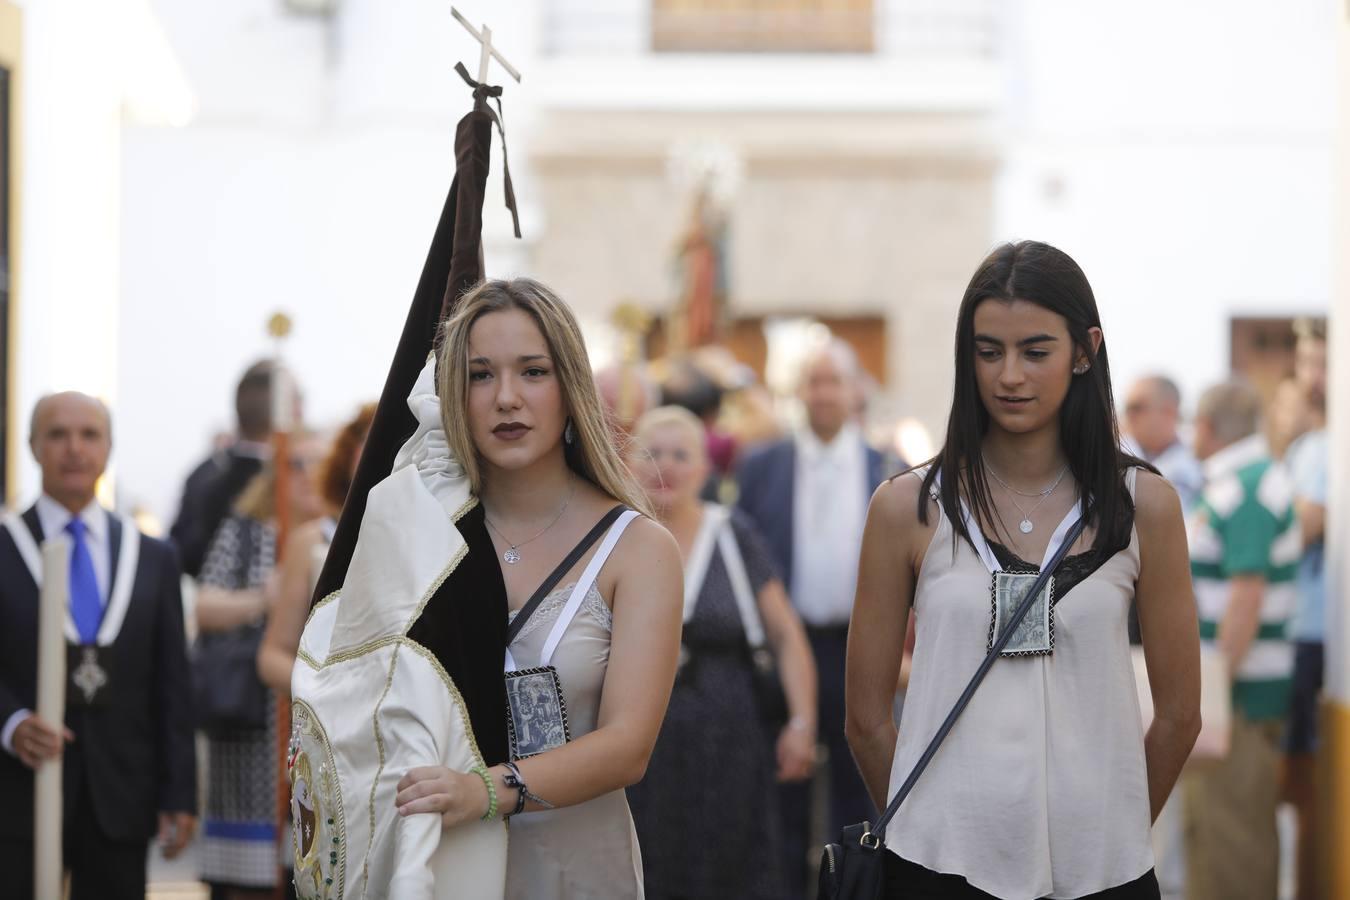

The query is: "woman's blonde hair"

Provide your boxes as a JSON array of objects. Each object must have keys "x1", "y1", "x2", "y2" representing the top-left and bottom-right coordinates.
[
  {"x1": 234, "y1": 466, "x2": 279, "y2": 523},
  {"x1": 438, "y1": 278, "x2": 653, "y2": 518},
  {"x1": 632, "y1": 405, "x2": 707, "y2": 458},
  {"x1": 234, "y1": 431, "x2": 318, "y2": 523}
]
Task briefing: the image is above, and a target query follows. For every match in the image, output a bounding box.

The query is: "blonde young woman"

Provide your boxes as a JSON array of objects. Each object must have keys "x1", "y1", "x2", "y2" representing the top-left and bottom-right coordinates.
[
  {"x1": 392, "y1": 278, "x2": 683, "y2": 899},
  {"x1": 625, "y1": 405, "x2": 817, "y2": 900}
]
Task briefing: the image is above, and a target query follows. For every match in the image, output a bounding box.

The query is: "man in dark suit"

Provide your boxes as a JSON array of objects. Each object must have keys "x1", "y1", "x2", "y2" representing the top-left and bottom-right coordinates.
[
  {"x1": 0, "y1": 392, "x2": 197, "y2": 900},
  {"x1": 736, "y1": 338, "x2": 888, "y2": 896},
  {"x1": 170, "y1": 360, "x2": 280, "y2": 577}
]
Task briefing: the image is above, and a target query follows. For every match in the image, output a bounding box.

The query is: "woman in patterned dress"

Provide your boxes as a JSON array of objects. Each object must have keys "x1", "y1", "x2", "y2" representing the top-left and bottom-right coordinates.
[
  {"x1": 626, "y1": 405, "x2": 817, "y2": 900},
  {"x1": 196, "y1": 437, "x2": 326, "y2": 898}
]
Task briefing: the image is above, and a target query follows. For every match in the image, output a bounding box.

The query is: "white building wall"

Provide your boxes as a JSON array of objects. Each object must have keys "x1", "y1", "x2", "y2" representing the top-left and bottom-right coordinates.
[
  {"x1": 996, "y1": 0, "x2": 1338, "y2": 412},
  {"x1": 13, "y1": 0, "x2": 1340, "y2": 522},
  {"x1": 11, "y1": 0, "x2": 196, "y2": 506},
  {"x1": 113, "y1": 0, "x2": 1005, "y2": 522},
  {"x1": 114, "y1": 0, "x2": 534, "y2": 523}
]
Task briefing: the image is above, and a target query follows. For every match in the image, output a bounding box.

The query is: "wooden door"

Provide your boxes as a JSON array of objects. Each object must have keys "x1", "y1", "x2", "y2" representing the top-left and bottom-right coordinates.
[
  {"x1": 1230, "y1": 317, "x2": 1298, "y2": 405},
  {"x1": 645, "y1": 313, "x2": 887, "y2": 385}
]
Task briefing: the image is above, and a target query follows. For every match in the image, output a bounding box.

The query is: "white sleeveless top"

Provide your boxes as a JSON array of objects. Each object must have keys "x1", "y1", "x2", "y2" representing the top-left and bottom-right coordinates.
[{"x1": 884, "y1": 469, "x2": 1153, "y2": 899}]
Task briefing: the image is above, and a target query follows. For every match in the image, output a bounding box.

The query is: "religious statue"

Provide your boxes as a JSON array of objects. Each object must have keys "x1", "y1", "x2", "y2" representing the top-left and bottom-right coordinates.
[{"x1": 671, "y1": 180, "x2": 729, "y2": 350}]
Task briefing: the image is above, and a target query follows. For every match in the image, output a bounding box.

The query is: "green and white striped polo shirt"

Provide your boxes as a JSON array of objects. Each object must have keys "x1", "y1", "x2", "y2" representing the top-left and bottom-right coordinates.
[{"x1": 1187, "y1": 434, "x2": 1299, "y2": 721}]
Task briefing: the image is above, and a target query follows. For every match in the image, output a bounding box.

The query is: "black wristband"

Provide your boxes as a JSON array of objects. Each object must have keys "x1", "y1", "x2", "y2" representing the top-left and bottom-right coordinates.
[
  {"x1": 503, "y1": 760, "x2": 555, "y2": 815},
  {"x1": 504, "y1": 761, "x2": 529, "y2": 817}
]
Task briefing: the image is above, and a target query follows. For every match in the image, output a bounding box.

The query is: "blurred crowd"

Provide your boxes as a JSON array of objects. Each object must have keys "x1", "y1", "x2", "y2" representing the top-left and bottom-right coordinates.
[{"x1": 0, "y1": 314, "x2": 1331, "y2": 900}]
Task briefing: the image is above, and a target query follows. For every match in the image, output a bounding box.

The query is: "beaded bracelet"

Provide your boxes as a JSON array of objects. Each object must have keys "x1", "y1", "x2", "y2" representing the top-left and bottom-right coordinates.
[{"x1": 471, "y1": 765, "x2": 498, "y2": 821}]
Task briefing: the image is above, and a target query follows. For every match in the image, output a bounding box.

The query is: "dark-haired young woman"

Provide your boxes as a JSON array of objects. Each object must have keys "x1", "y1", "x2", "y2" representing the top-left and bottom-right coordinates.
[{"x1": 845, "y1": 241, "x2": 1202, "y2": 900}]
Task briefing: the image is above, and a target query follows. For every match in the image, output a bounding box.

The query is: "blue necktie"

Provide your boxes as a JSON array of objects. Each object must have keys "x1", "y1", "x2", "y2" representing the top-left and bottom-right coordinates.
[{"x1": 65, "y1": 518, "x2": 103, "y2": 644}]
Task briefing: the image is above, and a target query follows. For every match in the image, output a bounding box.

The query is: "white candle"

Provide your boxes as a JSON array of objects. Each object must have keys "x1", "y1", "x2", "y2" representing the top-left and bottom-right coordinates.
[
  {"x1": 35, "y1": 537, "x2": 70, "y2": 900},
  {"x1": 272, "y1": 363, "x2": 293, "y2": 433}
]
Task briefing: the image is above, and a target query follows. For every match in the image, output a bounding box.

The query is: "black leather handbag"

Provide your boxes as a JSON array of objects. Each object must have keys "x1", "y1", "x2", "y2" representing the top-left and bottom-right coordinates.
[
  {"x1": 193, "y1": 621, "x2": 269, "y2": 732},
  {"x1": 818, "y1": 516, "x2": 1087, "y2": 900},
  {"x1": 192, "y1": 521, "x2": 270, "y2": 734}
]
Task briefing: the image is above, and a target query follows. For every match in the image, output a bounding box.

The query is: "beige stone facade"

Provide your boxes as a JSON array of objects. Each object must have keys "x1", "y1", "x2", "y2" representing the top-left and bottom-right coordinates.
[{"x1": 527, "y1": 108, "x2": 996, "y2": 439}]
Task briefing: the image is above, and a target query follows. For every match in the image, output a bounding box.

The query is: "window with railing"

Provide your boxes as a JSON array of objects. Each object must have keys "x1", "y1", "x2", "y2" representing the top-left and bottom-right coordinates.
[{"x1": 652, "y1": 0, "x2": 875, "y2": 53}]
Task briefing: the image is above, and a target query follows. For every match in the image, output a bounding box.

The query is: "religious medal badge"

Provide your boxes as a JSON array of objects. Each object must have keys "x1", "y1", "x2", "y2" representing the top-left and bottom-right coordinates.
[
  {"x1": 941, "y1": 467, "x2": 1082, "y2": 659},
  {"x1": 977, "y1": 462, "x2": 1075, "y2": 657},
  {"x1": 67, "y1": 645, "x2": 110, "y2": 709},
  {"x1": 989, "y1": 571, "x2": 1055, "y2": 657},
  {"x1": 501, "y1": 506, "x2": 634, "y2": 762},
  {"x1": 504, "y1": 665, "x2": 572, "y2": 760}
]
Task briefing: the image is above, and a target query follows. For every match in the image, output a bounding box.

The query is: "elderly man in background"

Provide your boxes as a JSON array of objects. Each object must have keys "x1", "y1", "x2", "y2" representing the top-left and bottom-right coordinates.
[
  {"x1": 736, "y1": 337, "x2": 887, "y2": 898},
  {"x1": 0, "y1": 393, "x2": 196, "y2": 900},
  {"x1": 1123, "y1": 374, "x2": 1203, "y2": 509}
]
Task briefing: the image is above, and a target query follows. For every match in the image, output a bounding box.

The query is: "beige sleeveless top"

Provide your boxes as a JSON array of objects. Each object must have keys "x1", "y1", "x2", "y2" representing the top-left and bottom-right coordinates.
[
  {"x1": 884, "y1": 468, "x2": 1153, "y2": 899},
  {"x1": 503, "y1": 512, "x2": 645, "y2": 900}
]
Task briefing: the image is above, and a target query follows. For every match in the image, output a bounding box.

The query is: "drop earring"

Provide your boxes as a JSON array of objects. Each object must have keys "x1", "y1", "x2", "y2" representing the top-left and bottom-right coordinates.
[{"x1": 564, "y1": 418, "x2": 575, "y2": 445}]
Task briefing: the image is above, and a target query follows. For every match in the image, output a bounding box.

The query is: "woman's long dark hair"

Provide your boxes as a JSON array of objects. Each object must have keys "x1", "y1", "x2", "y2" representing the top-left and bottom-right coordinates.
[{"x1": 918, "y1": 241, "x2": 1153, "y2": 559}]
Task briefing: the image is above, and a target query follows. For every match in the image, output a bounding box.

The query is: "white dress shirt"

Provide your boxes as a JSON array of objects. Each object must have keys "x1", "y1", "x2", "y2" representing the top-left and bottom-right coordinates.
[
  {"x1": 791, "y1": 423, "x2": 868, "y2": 626},
  {"x1": 2, "y1": 495, "x2": 112, "y2": 756},
  {"x1": 232, "y1": 438, "x2": 272, "y2": 461},
  {"x1": 36, "y1": 494, "x2": 112, "y2": 602},
  {"x1": 1122, "y1": 436, "x2": 1203, "y2": 511},
  {"x1": 1149, "y1": 441, "x2": 1204, "y2": 511}
]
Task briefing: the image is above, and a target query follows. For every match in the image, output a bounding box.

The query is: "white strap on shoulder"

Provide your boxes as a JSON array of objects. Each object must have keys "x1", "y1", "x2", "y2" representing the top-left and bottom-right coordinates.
[
  {"x1": 96, "y1": 514, "x2": 140, "y2": 646},
  {"x1": 2, "y1": 513, "x2": 42, "y2": 586},
  {"x1": 682, "y1": 504, "x2": 725, "y2": 623},
  {"x1": 538, "y1": 509, "x2": 640, "y2": 668},
  {"x1": 935, "y1": 468, "x2": 1082, "y2": 574},
  {"x1": 933, "y1": 469, "x2": 1000, "y2": 574},
  {"x1": 3, "y1": 514, "x2": 80, "y2": 643},
  {"x1": 715, "y1": 516, "x2": 767, "y2": 648}
]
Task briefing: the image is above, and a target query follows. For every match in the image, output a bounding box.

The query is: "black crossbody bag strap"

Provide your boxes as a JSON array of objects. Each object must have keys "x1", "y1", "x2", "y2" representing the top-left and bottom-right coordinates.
[
  {"x1": 505, "y1": 505, "x2": 628, "y2": 645},
  {"x1": 868, "y1": 514, "x2": 1089, "y2": 841}
]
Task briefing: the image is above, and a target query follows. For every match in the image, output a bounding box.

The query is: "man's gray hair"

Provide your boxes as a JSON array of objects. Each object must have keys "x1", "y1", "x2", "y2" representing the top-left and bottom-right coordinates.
[
  {"x1": 1195, "y1": 380, "x2": 1261, "y2": 445},
  {"x1": 1139, "y1": 374, "x2": 1181, "y2": 410},
  {"x1": 801, "y1": 335, "x2": 861, "y2": 382}
]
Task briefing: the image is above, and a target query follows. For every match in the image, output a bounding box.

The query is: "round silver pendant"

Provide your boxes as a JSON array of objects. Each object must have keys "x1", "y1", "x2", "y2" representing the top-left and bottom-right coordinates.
[
  {"x1": 504, "y1": 547, "x2": 521, "y2": 565},
  {"x1": 1019, "y1": 519, "x2": 1034, "y2": 534}
]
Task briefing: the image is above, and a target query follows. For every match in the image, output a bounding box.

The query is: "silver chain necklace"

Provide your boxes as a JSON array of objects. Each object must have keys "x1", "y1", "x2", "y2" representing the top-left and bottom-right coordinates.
[
  {"x1": 984, "y1": 460, "x2": 1068, "y2": 534},
  {"x1": 484, "y1": 479, "x2": 576, "y2": 565}
]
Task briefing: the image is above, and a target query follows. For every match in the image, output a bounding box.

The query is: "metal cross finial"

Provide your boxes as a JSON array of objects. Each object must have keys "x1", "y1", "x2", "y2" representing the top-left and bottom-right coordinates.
[{"x1": 451, "y1": 6, "x2": 523, "y2": 85}]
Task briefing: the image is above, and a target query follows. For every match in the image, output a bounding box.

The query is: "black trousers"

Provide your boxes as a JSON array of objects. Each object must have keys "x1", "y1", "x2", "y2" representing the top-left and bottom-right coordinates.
[
  {"x1": 884, "y1": 854, "x2": 1161, "y2": 900},
  {"x1": 780, "y1": 624, "x2": 876, "y2": 899},
  {"x1": 0, "y1": 784, "x2": 147, "y2": 900}
]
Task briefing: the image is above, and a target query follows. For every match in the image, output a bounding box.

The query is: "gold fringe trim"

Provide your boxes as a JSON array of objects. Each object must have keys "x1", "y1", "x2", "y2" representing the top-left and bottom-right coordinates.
[{"x1": 360, "y1": 643, "x2": 401, "y2": 897}]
